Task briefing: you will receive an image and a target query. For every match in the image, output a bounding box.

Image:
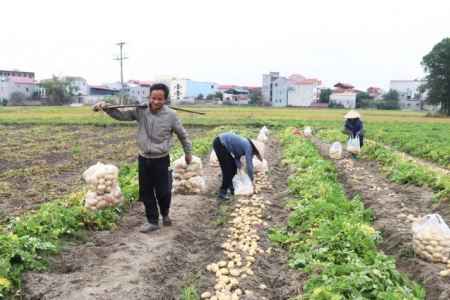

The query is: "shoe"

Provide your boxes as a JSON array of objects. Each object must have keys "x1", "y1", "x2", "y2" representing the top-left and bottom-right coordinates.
[
  {"x1": 229, "y1": 185, "x2": 235, "y2": 196},
  {"x1": 162, "y1": 215, "x2": 172, "y2": 226},
  {"x1": 139, "y1": 223, "x2": 160, "y2": 233},
  {"x1": 218, "y1": 188, "x2": 230, "y2": 200}
]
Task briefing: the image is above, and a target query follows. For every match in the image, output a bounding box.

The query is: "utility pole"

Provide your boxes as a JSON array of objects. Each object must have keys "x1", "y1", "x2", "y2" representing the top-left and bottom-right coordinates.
[{"x1": 113, "y1": 42, "x2": 129, "y2": 105}]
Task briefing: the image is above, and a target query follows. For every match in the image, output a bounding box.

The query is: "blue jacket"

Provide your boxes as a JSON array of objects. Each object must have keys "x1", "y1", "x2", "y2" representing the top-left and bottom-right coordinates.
[
  {"x1": 218, "y1": 133, "x2": 255, "y2": 181},
  {"x1": 344, "y1": 118, "x2": 364, "y2": 137}
]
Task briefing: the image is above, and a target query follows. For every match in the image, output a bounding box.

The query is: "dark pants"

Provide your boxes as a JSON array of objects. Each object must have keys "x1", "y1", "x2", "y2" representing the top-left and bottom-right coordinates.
[
  {"x1": 213, "y1": 137, "x2": 237, "y2": 190},
  {"x1": 138, "y1": 154, "x2": 172, "y2": 225},
  {"x1": 359, "y1": 136, "x2": 364, "y2": 148}
]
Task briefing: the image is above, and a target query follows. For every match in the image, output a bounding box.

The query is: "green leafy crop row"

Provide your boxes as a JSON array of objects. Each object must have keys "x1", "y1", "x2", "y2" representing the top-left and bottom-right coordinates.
[{"x1": 269, "y1": 127, "x2": 425, "y2": 299}]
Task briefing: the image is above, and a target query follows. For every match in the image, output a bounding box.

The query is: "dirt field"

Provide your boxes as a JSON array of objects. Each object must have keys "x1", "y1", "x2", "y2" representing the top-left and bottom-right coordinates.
[{"x1": 2, "y1": 126, "x2": 450, "y2": 299}]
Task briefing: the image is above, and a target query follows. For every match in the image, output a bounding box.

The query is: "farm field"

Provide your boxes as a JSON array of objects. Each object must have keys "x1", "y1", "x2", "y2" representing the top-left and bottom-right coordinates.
[{"x1": 1, "y1": 106, "x2": 450, "y2": 299}]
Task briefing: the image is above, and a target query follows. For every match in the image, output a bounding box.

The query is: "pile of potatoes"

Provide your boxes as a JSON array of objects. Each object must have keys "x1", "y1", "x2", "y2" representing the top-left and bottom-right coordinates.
[
  {"x1": 210, "y1": 150, "x2": 219, "y2": 167},
  {"x1": 172, "y1": 155, "x2": 206, "y2": 195},
  {"x1": 82, "y1": 163, "x2": 123, "y2": 211},
  {"x1": 329, "y1": 142, "x2": 342, "y2": 159},
  {"x1": 412, "y1": 225, "x2": 450, "y2": 263},
  {"x1": 201, "y1": 194, "x2": 272, "y2": 299},
  {"x1": 253, "y1": 156, "x2": 269, "y2": 174}
]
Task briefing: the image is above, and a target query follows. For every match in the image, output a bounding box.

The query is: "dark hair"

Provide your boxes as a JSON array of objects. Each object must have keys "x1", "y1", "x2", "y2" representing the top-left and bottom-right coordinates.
[{"x1": 150, "y1": 83, "x2": 170, "y2": 99}]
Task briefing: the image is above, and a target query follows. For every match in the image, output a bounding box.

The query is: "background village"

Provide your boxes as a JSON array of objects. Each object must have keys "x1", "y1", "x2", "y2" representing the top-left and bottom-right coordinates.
[{"x1": 0, "y1": 69, "x2": 429, "y2": 111}]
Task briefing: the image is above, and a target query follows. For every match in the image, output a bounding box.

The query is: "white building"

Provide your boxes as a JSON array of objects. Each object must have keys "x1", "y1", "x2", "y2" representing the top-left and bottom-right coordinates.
[
  {"x1": 263, "y1": 72, "x2": 321, "y2": 107},
  {"x1": 0, "y1": 76, "x2": 36, "y2": 100},
  {"x1": 329, "y1": 92, "x2": 357, "y2": 108},
  {"x1": 287, "y1": 79, "x2": 322, "y2": 107},
  {"x1": 169, "y1": 79, "x2": 218, "y2": 101},
  {"x1": 71, "y1": 77, "x2": 88, "y2": 95},
  {"x1": 389, "y1": 79, "x2": 426, "y2": 111}
]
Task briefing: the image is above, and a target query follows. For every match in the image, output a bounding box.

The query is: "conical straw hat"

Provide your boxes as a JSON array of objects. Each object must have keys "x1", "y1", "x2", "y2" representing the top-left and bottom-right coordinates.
[
  {"x1": 249, "y1": 139, "x2": 265, "y2": 162},
  {"x1": 344, "y1": 109, "x2": 361, "y2": 119}
]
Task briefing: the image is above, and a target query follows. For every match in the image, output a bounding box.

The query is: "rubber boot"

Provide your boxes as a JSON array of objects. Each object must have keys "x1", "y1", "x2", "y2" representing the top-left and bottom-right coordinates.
[
  {"x1": 218, "y1": 189, "x2": 230, "y2": 200},
  {"x1": 229, "y1": 184, "x2": 235, "y2": 196}
]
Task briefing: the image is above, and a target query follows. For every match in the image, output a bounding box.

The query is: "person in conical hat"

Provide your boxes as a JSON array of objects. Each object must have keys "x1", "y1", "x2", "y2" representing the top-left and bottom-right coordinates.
[
  {"x1": 212, "y1": 132, "x2": 265, "y2": 200},
  {"x1": 344, "y1": 109, "x2": 364, "y2": 148}
]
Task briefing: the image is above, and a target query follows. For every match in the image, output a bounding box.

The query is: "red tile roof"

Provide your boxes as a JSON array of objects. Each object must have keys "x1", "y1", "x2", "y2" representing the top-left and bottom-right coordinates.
[
  {"x1": 298, "y1": 78, "x2": 318, "y2": 84},
  {"x1": 8, "y1": 76, "x2": 36, "y2": 84},
  {"x1": 219, "y1": 85, "x2": 234, "y2": 89},
  {"x1": 334, "y1": 82, "x2": 354, "y2": 88},
  {"x1": 72, "y1": 77, "x2": 87, "y2": 82}
]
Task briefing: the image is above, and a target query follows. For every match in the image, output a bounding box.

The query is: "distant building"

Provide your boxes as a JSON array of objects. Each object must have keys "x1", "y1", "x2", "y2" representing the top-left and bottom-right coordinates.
[
  {"x1": 0, "y1": 69, "x2": 35, "y2": 79},
  {"x1": 366, "y1": 87, "x2": 385, "y2": 100},
  {"x1": 169, "y1": 79, "x2": 218, "y2": 101},
  {"x1": 0, "y1": 75, "x2": 36, "y2": 101},
  {"x1": 329, "y1": 82, "x2": 356, "y2": 108},
  {"x1": 287, "y1": 79, "x2": 322, "y2": 107},
  {"x1": 223, "y1": 88, "x2": 250, "y2": 105},
  {"x1": 70, "y1": 77, "x2": 89, "y2": 96},
  {"x1": 262, "y1": 72, "x2": 321, "y2": 107},
  {"x1": 389, "y1": 79, "x2": 426, "y2": 111}
]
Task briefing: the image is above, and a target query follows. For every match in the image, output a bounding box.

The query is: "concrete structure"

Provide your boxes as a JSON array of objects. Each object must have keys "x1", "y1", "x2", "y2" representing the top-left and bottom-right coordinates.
[
  {"x1": 0, "y1": 75, "x2": 36, "y2": 101},
  {"x1": 263, "y1": 72, "x2": 322, "y2": 107},
  {"x1": 169, "y1": 79, "x2": 218, "y2": 100},
  {"x1": 329, "y1": 92, "x2": 357, "y2": 108},
  {"x1": 0, "y1": 69, "x2": 35, "y2": 79},
  {"x1": 71, "y1": 77, "x2": 89, "y2": 96},
  {"x1": 389, "y1": 79, "x2": 426, "y2": 111},
  {"x1": 287, "y1": 79, "x2": 322, "y2": 107},
  {"x1": 154, "y1": 76, "x2": 173, "y2": 86},
  {"x1": 367, "y1": 87, "x2": 385, "y2": 100},
  {"x1": 223, "y1": 88, "x2": 250, "y2": 105}
]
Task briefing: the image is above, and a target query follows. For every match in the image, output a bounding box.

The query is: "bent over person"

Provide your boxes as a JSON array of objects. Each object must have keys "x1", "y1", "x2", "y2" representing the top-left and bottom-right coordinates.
[
  {"x1": 92, "y1": 83, "x2": 192, "y2": 233},
  {"x1": 344, "y1": 109, "x2": 364, "y2": 148},
  {"x1": 213, "y1": 132, "x2": 265, "y2": 200}
]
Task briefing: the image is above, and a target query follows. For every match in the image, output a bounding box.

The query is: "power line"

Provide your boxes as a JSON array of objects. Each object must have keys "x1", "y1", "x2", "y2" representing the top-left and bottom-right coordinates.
[{"x1": 113, "y1": 42, "x2": 129, "y2": 105}]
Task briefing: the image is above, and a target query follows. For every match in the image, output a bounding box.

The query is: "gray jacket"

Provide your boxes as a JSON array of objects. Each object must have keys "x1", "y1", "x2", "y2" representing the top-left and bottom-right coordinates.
[{"x1": 105, "y1": 105, "x2": 192, "y2": 158}]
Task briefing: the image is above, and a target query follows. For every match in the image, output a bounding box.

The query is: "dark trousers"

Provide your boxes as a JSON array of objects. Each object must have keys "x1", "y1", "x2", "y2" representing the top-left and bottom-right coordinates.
[
  {"x1": 213, "y1": 137, "x2": 237, "y2": 190},
  {"x1": 138, "y1": 154, "x2": 172, "y2": 225}
]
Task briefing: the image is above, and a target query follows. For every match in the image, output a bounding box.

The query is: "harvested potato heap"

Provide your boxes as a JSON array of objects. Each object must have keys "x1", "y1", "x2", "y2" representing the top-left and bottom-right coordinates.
[
  {"x1": 210, "y1": 150, "x2": 219, "y2": 167},
  {"x1": 252, "y1": 156, "x2": 272, "y2": 194},
  {"x1": 172, "y1": 155, "x2": 206, "y2": 195},
  {"x1": 304, "y1": 126, "x2": 312, "y2": 137},
  {"x1": 256, "y1": 131, "x2": 267, "y2": 143},
  {"x1": 329, "y1": 142, "x2": 343, "y2": 159},
  {"x1": 412, "y1": 214, "x2": 450, "y2": 263},
  {"x1": 201, "y1": 194, "x2": 272, "y2": 299},
  {"x1": 347, "y1": 137, "x2": 361, "y2": 154},
  {"x1": 82, "y1": 163, "x2": 123, "y2": 211}
]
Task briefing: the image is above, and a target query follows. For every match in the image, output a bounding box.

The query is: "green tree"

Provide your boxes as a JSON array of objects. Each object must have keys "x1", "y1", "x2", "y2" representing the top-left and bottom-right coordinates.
[
  {"x1": 31, "y1": 90, "x2": 41, "y2": 100},
  {"x1": 319, "y1": 88, "x2": 333, "y2": 103},
  {"x1": 356, "y1": 92, "x2": 372, "y2": 108},
  {"x1": 377, "y1": 89, "x2": 400, "y2": 110},
  {"x1": 206, "y1": 93, "x2": 215, "y2": 100},
  {"x1": 421, "y1": 37, "x2": 450, "y2": 115},
  {"x1": 249, "y1": 89, "x2": 263, "y2": 106},
  {"x1": 197, "y1": 93, "x2": 204, "y2": 100},
  {"x1": 1, "y1": 98, "x2": 8, "y2": 106},
  {"x1": 10, "y1": 91, "x2": 26, "y2": 101},
  {"x1": 38, "y1": 75, "x2": 80, "y2": 105},
  {"x1": 117, "y1": 91, "x2": 136, "y2": 104},
  {"x1": 214, "y1": 91, "x2": 223, "y2": 100}
]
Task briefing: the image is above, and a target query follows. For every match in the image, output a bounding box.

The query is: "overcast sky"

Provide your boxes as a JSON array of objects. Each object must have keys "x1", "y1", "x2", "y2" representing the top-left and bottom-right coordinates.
[{"x1": 1, "y1": 0, "x2": 449, "y2": 91}]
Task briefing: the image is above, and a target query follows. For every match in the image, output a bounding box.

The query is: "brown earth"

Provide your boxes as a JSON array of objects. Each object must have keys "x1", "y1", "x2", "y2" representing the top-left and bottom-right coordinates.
[
  {"x1": 21, "y1": 134, "x2": 306, "y2": 300},
  {"x1": 13, "y1": 128, "x2": 450, "y2": 299},
  {"x1": 310, "y1": 135, "x2": 450, "y2": 300}
]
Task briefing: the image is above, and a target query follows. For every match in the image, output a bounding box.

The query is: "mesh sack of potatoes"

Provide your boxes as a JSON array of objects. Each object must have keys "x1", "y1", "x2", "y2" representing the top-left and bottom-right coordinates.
[
  {"x1": 329, "y1": 142, "x2": 343, "y2": 159},
  {"x1": 209, "y1": 150, "x2": 219, "y2": 167},
  {"x1": 82, "y1": 163, "x2": 123, "y2": 211},
  {"x1": 252, "y1": 155, "x2": 269, "y2": 174},
  {"x1": 304, "y1": 126, "x2": 312, "y2": 137},
  {"x1": 260, "y1": 125, "x2": 270, "y2": 136},
  {"x1": 172, "y1": 155, "x2": 206, "y2": 195},
  {"x1": 257, "y1": 131, "x2": 268, "y2": 143},
  {"x1": 412, "y1": 214, "x2": 450, "y2": 263}
]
